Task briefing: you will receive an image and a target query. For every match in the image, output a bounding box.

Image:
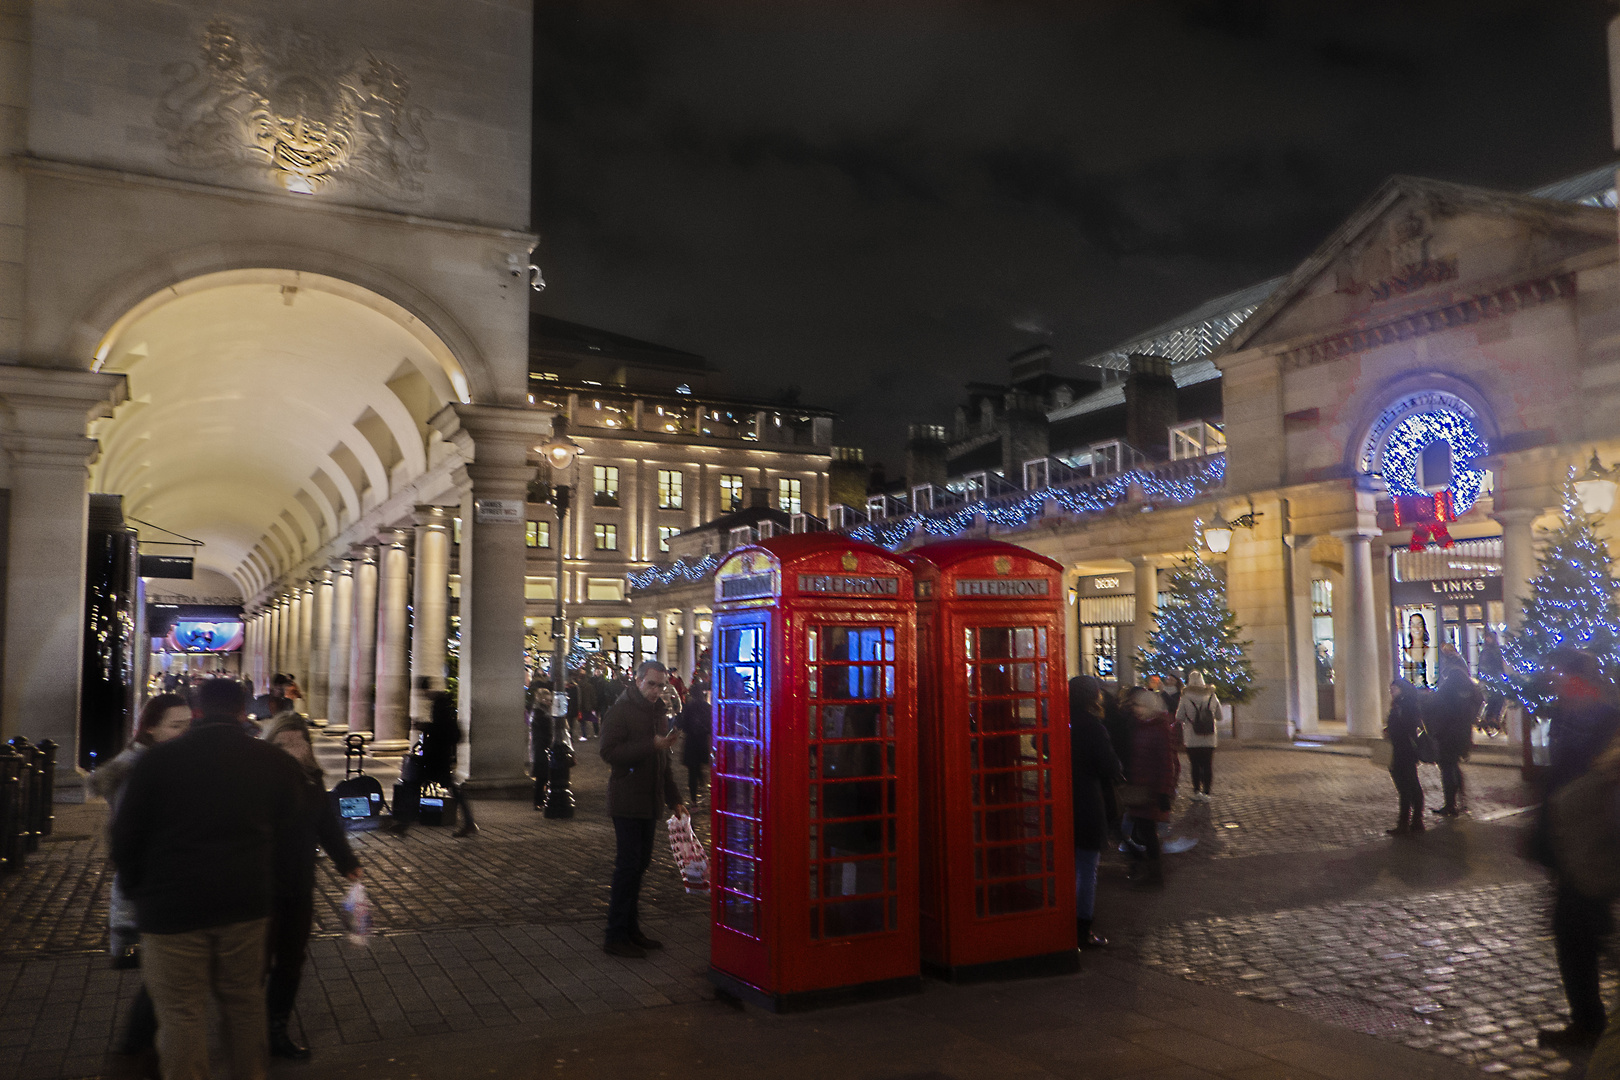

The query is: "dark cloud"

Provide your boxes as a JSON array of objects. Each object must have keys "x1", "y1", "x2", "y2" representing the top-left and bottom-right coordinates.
[{"x1": 531, "y1": 0, "x2": 1613, "y2": 465}]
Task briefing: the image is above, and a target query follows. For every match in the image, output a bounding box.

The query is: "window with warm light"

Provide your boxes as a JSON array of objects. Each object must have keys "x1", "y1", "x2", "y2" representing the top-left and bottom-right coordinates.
[
  {"x1": 526, "y1": 521, "x2": 550, "y2": 549},
  {"x1": 593, "y1": 465, "x2": 619, "y2": 507},
  {"x1": 658, "y1": 469, "x2": 684, "y2": 509},
  {"x1": 594, "y1": 522, "x2": 618, "y2": 551},
  {"x1": 778, "y1": 477, "x2": 802, "y2": 514},
  {"x1": 720, "y1": 473, "x2": 744, "y2": 512},
  {"x1": 658, "y1": 526, "x2": 680, "y2": 552},
  {"x1": 452, "y1": 517, "x2": 462, "y2": 545}
]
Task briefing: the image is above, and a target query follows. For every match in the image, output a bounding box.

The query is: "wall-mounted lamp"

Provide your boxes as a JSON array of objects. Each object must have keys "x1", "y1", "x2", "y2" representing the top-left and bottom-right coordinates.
[
  {"x1": 1575, "y1": 450, "x2": 1617, "y2": 516},
  {"x1": 1203, "y1": 500, "x2": 1262, "y2": 554}
]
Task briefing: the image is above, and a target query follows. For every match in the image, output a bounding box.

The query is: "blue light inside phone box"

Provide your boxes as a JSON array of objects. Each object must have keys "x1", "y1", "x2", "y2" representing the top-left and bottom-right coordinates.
[
  {"x1": 339, "y1": 797, "x2": 372, "y2": 819},
  {"x1": 420, "y1": 798, "x2": 444, "y2": 808}
]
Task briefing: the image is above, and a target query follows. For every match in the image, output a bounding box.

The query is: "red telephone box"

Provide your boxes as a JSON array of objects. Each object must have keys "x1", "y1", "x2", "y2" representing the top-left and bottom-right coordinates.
[
  {"x1": 910, "y1": 539, "x2": 1077, "y2": 980},
  {"x1": 708, "y1": 534, "x2": 921, "y2": 1010}
]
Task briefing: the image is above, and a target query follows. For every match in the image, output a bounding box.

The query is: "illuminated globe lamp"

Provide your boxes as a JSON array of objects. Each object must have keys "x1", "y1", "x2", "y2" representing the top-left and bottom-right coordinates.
[
  {"x1": 535, "y1": 416, "x2": 584, "y2": 819},
  {"x1": 1203, "y1": 511, "x2": 1234, "y2": 554},
  {"x1": 1574, "y1": 450, "x2": 1617, "y2": 516}
]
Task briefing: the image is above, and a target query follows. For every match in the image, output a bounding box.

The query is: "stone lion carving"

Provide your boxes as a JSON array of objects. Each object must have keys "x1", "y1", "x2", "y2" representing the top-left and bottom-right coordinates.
[{"x1": 157, "y1": 21, "x2": 429, "y2": 199}]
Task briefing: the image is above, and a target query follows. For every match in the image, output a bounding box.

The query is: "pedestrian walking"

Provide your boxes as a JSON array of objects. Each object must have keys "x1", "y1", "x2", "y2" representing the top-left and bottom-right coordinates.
[
  {"x1": 1176, "y1": 671, "x2": 1220, "y2": 799},
  {"x1": 91, "y1": 693, "x2": 191, "y2": 1061},
  {"x1": 1384, "y1": 678, "x2": 1428, "y2": 835},
  {"x1": 1069, "y1": 676, "x2": 1122, "y2": 947},
  {"x1": 1120, "y1": 686, "x2": 1179, "y2": 888},
  {"x1": 671, "y1": 680, "x2": 712, "y2": 805},
  {"x1": 395, "y1": 692, "x2": 477, "y2": 837},
  {"x1": 261, "y1": 714, "x2": 362, "y2": 1060},
  {"x1": 598, "y1": 660, "x2": 685, "y2": 958},
  {"x1": 248, "y1": 673, "x2": 295, "y2": 722},
  {"x1": 109, "y1": 678, "x2": 305, "y2": 1080},
  {"x1": 1533, "y1": 648, "x2": 1620, "y2": 1049},
  {"x1": 1477, "y1": 630, "x2": 1508, "y2": 734},
  {"x1": 527, "y1": 676, "x2": 555, "y2": 810},
  {"x1": 1429, "y1": 663, "x2": 1480, "y2": 816}
]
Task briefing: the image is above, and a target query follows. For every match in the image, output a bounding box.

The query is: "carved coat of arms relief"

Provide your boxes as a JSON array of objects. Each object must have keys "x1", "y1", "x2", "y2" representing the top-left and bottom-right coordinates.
[{"x1": 157, "y1": 21, "x2": 430, "y2": 199}]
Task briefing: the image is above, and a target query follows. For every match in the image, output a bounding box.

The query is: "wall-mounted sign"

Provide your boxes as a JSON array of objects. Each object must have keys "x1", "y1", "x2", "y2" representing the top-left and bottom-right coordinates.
[
  {"x1": 140, "y1": 555, "x2": 194, "y2": 579},
  {"x1": 719, "y1": 574, "x2": 777, "y2": 601},
  {"x1": 165, "y1": 620, "x2": 244, "y2": 653},
  {"x1": 474, "y1": 499, "x2": 524, "y2": 525},
  {"x1": 1091, "y1": 576, "x2": 1121, "y2": 591},
  {"x1": 797, "y1": 574, "x2": 899, "y2": 596},
  {"x1": 1390, "y1": 576, "x2": 1503, "y2": 604},
  {"x1": 954, "y1": 578, "x2": 1050, "y2": 598}
]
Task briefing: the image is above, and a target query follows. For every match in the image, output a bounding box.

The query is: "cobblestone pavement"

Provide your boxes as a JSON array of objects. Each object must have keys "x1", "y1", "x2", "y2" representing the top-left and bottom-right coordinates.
[{"x1": 0, "y1": 743, "x2": 1596, "y2": 1080}]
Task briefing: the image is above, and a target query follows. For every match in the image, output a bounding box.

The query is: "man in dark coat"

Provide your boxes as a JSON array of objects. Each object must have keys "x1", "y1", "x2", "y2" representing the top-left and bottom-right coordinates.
[
  {"x1": 672, "y1": 681, "x2": 712, "y2": 805},
  {"x1": 598, "y1": 660, "x2": 686, "y2": 958},
  {"x1": 1537, "y1": 649, "x2": 1620, "y2": 1049},
  {"x1": 1429, "y1": 666, "x2": 1480, "y2": 816},
  {"x1": 1069, "y1": 676, "x2": 1122, "y2": 947},
  {"x1": 111, "y1": 679, "x2": 305, "y2": 1080}
]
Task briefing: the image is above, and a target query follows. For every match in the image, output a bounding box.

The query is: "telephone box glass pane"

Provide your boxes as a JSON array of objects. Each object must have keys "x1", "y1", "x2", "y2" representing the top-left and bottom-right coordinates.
[
  {"x1": 714, "y1": 622, "x2": 767, "y2": 937},
  {"x1": 963, "y1": 624, "x2": 1057, "y2": 917},
  {"x1": 805, "y1": 624, "x2": 898, "y2": 939}
]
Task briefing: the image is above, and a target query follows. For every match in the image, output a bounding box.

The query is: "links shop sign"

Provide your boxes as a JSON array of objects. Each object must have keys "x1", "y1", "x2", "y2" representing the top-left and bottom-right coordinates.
[{"x1": 1390, "y1": 576, "x2": 1502, "y2": 604}]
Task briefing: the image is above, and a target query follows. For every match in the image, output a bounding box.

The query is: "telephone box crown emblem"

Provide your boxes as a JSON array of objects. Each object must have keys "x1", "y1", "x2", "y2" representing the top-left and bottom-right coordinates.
[
  {"x1": 993, "y1": 556, "x2": 1013, "y2": 575},
  {"x1": 841, "y1": 552, "x2": 859, "y2": 571}
]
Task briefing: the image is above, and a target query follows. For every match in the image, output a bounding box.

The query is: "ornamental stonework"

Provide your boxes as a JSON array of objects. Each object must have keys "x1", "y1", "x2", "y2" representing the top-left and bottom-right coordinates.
[{"x1": 157, "y1": 21, "x2": 430, "y2": 199}]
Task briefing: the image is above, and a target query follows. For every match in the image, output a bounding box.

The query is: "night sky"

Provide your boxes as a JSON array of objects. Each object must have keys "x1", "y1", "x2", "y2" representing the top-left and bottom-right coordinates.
[{"x1": 531, "y1": 1, "x2": 1614, "y2": 467}]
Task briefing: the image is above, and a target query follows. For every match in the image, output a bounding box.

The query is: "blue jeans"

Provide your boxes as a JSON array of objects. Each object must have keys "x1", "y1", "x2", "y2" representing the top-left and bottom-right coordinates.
[
  {"x1": 1074, "y1": 848, "x2": 1101, "y2": 920},
  {"x1": 607, "y1": 816, "x2": 656, "y2": 944}
]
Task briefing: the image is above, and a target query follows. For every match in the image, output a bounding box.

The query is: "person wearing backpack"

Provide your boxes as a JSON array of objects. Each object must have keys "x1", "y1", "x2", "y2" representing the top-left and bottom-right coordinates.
[{"x1": 1176, "y1": 670, "x2": 1220, "y2": 800}]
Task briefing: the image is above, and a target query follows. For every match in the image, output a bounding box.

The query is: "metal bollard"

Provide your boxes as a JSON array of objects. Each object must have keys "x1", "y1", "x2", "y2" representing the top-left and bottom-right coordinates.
[
  {"x1": 0, "y1": 752, "x2": 17, "y2": 876},
  {"x1": 35, "y1": 740, "x2": 56, "y2": 838},
  {"x1": 8, "y1": 738, "x2": 38, "y2": 854}
]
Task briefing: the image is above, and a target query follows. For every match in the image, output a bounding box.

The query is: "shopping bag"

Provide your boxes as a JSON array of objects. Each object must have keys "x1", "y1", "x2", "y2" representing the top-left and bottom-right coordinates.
[
  {"x1": 666, "y1": 811, "x2": 710, "y2": 893},
  {"x1": 342, "y1": 881, "x2": 372, "y2": 945}
]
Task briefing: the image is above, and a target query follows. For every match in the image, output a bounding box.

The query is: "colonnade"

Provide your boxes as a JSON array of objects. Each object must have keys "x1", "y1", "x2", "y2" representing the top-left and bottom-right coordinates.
[{"x1": 243, "y1": 508, "x2": 455, "y2": 750}]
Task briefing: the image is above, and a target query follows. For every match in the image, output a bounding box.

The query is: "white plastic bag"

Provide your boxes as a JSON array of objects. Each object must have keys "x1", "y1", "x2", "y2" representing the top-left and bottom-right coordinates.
[
  {"x1": 666, "y1": 812, "x2": 710, "y2": 894},
  {"x1": 342, "y1": 881, "x2": 372, "y2": 945}
]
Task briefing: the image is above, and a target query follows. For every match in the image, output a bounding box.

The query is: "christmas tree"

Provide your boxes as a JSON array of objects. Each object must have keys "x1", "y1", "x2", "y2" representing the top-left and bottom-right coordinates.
[
  {"x1": 1499, "y1": 477, "x2": 1620, "y2": 716},
  {"x1": 1137, "y1": 529, "x2": 1256, "y2": 703}
]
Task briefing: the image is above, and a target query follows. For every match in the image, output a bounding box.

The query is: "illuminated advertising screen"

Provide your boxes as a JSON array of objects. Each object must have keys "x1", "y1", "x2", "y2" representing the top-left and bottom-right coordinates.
[{"x1": 166, "y1": 620, "x2": 244, "y2": 653}]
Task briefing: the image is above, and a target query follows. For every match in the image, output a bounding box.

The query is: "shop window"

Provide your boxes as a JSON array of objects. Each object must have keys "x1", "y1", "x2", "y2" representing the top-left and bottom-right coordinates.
[
  {"x1": 526, "y1": 521, "x2": 550, "y2": 549},
  {"x1": 593, "y1": 465, "x2": 619, "y2": 507},
  {"x1": 778, "y1": 477, "x2": 803, "y2": 515},
  {"x1": 721, "y1": 473, "x2": 744, "y2": 512},
  {"x1": 658, "y1": 469, "x2": 684, "y2": 509},
  {"x1": 594, "y1": 522, "x2": 618, "y2": 551}
]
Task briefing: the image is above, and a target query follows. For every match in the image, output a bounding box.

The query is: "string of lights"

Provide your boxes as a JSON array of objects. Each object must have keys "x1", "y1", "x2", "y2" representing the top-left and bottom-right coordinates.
[
  {"x1": 1377, "y1": 408, "x2": 1488, "y2": 512},
  {"x1": 627, "y1": 454, "x2": 1227, "y2": 595}
]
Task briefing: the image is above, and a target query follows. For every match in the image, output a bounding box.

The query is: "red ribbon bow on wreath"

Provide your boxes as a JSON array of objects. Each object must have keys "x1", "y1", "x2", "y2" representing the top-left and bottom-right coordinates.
[{"x1": 1393, "y1": 492, "x2": 1456, "y2": 551}]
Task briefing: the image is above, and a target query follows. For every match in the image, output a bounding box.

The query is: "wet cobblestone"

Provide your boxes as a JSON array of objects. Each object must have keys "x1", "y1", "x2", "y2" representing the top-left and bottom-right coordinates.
[{"x1": 1137, "y1": 880, "x2": 1608, "y2": 1080}]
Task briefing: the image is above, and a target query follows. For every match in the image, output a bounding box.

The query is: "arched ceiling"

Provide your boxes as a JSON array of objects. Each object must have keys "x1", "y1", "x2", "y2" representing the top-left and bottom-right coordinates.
[{"x1": 90, "y1": 271, "x2": 464, "y2": 594}]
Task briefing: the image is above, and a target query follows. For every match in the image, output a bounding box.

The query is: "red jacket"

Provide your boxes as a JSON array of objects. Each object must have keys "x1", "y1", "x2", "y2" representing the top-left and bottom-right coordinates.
[{"x1": 1127, "y1": 713, "x2": 1181, "y2": 821}]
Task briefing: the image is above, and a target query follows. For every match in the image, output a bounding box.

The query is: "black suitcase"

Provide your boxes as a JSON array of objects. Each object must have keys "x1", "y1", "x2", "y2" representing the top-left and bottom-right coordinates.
[{"x1": 330, "y1": 734, "x2": 386, "y2": 830}]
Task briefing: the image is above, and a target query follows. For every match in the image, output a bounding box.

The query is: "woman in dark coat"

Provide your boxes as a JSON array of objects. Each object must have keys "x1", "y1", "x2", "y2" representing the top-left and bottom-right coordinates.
[
  {"x1": 1069, "y1": 676, "x2": 1123, "y2": 948},
  {"x1": 672, "y1": 681, "x2": 712, "y2": 804},
  {"x1": 1429, "y1": 666, "x2": 1480, "y2": 816},
  {"x1": 1122, "y1": 686, "x2": 1180, "y2": 888},
  {"x1": 398, "y1": 692, "x2": 477, "y2": 837},
  {"x1": 263, "y1": 714, "x2": 362, "y2": 1060},
  {"x1": 1385, "y1": 678, "x2": 1427, "y2": 834}
]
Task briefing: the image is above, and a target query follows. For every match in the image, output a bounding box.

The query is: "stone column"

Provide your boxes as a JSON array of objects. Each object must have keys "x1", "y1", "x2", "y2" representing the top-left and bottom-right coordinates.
[
  {"x1": 296, "y1": 583, "x2": 314, "y2": 692},
  {"x1": 0, "y1": 367, "x2": 126, "y2": 790},
  {"x1": 308, "y1": 570, "x2": 333, "y2": 724},
  {"x1": 1336, "y1": 530, "x2": 1383, "y2": 738},
  {"x1": 1286, "y1": 536, "x2": 1320, "y2": 734},
  {"x1": 1063, "y1": 568, "x2": 1081, "y2": 683},
  {"x1": 680, "y1": 607, "x2": 697, "y2": 682},
  {"x1": 347, "y1": 547, "x2": 379, "y2": 738},
  {"x1": 431, "y1": 404, "x2": 551, "y2": 790},
  {"x1": 1120, "y1": 557, "x2": 1159, "y2": 688},
  {"x1": 1496, "y1": 509, "x2": 1539, "y2": 630},
  {"x1": 372, "y1": 530, "x2": 412, "y2": 751},
  {"x1": 409, "y1": 507, "x2": 453, "y2": 724},
  {"x1": 326, "y1": 561, "x2": 355, "y2": 732}
]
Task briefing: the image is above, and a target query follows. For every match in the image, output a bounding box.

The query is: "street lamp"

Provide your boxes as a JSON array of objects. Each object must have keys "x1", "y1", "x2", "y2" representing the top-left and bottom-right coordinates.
[
  {"x1": 537, "y1": 417, "x2": 583, "y2": 818},
  {"x1": 1202, "y1": 501, "x2": 1261, "y2": 554},
  {"x1": 1574, "y1": 450, "x2": 1617, "y2": 516}
]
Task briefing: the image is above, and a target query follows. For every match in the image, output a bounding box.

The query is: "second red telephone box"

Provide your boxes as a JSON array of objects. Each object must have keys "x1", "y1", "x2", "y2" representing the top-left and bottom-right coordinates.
[
  {"x1": 708, "y1": 534, "x2": 921, "y2": 1011},
  {"x1": 910, "y1": 539, "x2": 1077, "y2": 981}
]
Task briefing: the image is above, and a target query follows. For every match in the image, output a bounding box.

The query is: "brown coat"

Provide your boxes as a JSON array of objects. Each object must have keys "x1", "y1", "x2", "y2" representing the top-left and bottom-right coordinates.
[{"x1": 599, "y1": 685, "x2": 683, "y2": 819}]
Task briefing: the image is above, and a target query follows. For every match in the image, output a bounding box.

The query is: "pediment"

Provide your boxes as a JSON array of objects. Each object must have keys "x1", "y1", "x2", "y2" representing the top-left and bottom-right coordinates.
[{"x1": 1222, "y1": 175, "x2": 1617, "y2": 355}]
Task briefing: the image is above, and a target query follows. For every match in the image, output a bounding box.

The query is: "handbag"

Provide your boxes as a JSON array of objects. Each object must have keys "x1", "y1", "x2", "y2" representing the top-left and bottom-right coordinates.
[{"x1": 1414, "y1": 725, "x2": 1439, "y2": 765}]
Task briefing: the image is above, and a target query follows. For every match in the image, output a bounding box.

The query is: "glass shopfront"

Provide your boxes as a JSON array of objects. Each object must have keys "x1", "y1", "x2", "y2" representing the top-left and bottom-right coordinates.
[
  {"x1": 1389, "y1": 537, "x2": 1504, "y2": 687},
  {"x1": 1075, "y1": 573, "x2": 1134, "y2": 680}
]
